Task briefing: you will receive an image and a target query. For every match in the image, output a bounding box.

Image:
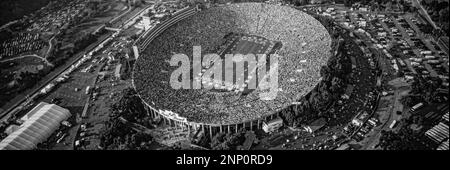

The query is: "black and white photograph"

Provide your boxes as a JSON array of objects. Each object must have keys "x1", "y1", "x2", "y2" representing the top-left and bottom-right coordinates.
[{"x1": 0, "y1": 0, "x2": 448, "y2": 163}]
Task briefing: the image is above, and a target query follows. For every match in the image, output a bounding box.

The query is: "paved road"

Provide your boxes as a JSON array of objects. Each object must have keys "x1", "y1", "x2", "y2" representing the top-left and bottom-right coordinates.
[
  {"x1": 0, "y1": 54, "x2": 49, "y2": 65},
  {"x1": 45, "y1": 36, "x2": 56, "y2": 58}
]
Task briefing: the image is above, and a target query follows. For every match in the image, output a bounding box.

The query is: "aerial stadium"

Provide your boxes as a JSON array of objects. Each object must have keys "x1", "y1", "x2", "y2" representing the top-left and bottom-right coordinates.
[{"x1": 132, "y1": 2, "x2": 331, "y2": 133}]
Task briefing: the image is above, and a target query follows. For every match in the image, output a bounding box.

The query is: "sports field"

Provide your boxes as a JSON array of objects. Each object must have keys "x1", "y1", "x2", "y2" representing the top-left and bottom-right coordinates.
[
  {"x1": 201, "y1": 33, "x2": 282, "y2": 94},
  {"x1": 218, "y1": 33, "x2": 280, "y2": 56}
]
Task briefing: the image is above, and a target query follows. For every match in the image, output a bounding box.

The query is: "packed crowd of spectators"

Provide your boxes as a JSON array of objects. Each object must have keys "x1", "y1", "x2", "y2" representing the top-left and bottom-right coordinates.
[{"x1": 133, "y1": 3, "x2": 331, "y2": 125}]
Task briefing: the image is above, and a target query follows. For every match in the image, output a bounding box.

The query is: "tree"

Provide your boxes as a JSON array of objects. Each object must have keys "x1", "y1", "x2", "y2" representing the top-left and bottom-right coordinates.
[
  {"x1": 99, "y1": 118, "x2": 153, "y2": 150},
  {"x1": 377, "y1": 126, "x2": 424, "y2": 150},
  {"x1": 438, "y1": 7, "x2": 449, "y2": 23},
  {"x1": 210, "y1": 129, "x2": 247, "y2": 150},
  {"x1": 111, "y1": 88, "x2": 147, "y2": 123},
  {"x1": 343, "y1": 0, "x2": 353, "y2": 7},
  {"x1": 210, "y1": 132, "x2": 226, "y2": 149},
  {"x1": 280, "y1": 107, "x2": 296, "y2": 126}
]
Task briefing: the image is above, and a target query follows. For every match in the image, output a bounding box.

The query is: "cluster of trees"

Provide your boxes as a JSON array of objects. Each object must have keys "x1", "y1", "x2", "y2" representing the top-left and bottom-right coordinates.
[
  {"x1": 420, "y1": 0, "x2": 449, "y2": 36},
  {"x1": 0, "y1": 62, "x2": 51, "y2": 107},
  {"x1": 377, "y1": 112, "x2": 434, "y2": 150},
  {"x1": 48, "y1": 33, "x2": 99, "y2": 67},
  {"x1": 0, "y1": 0, "x2": 51, "y2": 26},
  {"x1": 99, "y1": 118, "x2": 154, "y2": 150},
  {"x1": 279, "y1": 17, "x2": 353, "y2": 127},
  {"x1": 70, "y1": 2, "x2": 101, "y2": 27},
  {"x1": 99, "y1": 88, "x2": 154, "y2": 150},
  {"x1": 400, "y1": 76, "x2": 446, "y2": 107},
  {"x1": 210, "y1": 129, "x2": 247, "y2": 150},
  {"x1": 48, "y1": 0, "x2": 109, "y2": 66},
  {"x1": 110, "y1": 88, "x2": 151, "y2": 126},
  {"x1": 377, "y1": 128, "x2": 420, "y2": 150},
  {"x1": 48, "y1": 0, "x2": 111, "y2": 67},
  {"x1": 379, "y1": 79, "x2": 446, "y2": 150},
  {"x1": 0, "y1": 122, "x2": 8, "y2": 141}
]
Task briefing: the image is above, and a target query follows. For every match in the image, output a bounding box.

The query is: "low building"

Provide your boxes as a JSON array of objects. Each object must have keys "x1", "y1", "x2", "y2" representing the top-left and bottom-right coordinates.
[
  {"x1": 0, "y1": 102, "x2": 71, "y2": 150},
  {"x1": 262, "y1": 117, "x2": 283, "y2": 133},
  {"x1": 425, "y1": 122, "x2": 449, "y2": 144},
  {"x1": 442, "y1": 113, "x2": 449, "y2": 122},
  {"x1": 437, "y1": 140, "x2": 448, "y2": 150},
  {"x1": 115, "y1": 64, "x2": 122, "y2": 80}
]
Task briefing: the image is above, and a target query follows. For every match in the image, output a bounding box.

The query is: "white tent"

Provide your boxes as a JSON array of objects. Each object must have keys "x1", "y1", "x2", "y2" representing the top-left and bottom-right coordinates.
[{"x1": 0, "y1": 102, "x2": 71, "y2": 150}]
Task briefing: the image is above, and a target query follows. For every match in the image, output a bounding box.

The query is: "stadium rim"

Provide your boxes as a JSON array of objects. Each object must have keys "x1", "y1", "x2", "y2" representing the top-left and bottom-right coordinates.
[{"x1": 130, "y1": 3, "x2": 331, "y2": 136}]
